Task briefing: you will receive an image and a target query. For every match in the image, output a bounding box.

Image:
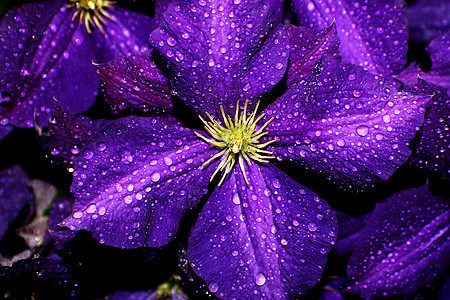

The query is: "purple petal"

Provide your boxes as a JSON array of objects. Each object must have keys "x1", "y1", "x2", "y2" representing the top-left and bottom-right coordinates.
[
  {"x1": 0, "y1": 165, "x2": 33, "y2": 241},
  {"x1": 39, "y1": 103, "x2": 111, "y2": 169},
  {"x1": 407, "y1": 80, "x2": 450, "y2": 181},
  {"x1": 47, "y1": 197, "x2": 76, "y2": 249},
  {"x1": 285, "y1": 23, "x2": 340, "y2": 85},
  {"x1": 62, "y1": 116, "x2": 218, "y2": 248},
  {"x1": 0, "y1": 124, "x2": 12, "y2": 140},
  {"x1": 91, "y1": 6, "x2": 153, "y2": 63},
  {"x1": 333, "y1": 211, "x2": 367, "y2": 258},
  {"x1": 346, "y1": 184, "x2": 449, "y2": 298},
  {"x1": 188, "y1": 163, "x2": 337, "y2": 299},
  {"x1": 0, "y1": 2, "x2": 98, "y2": 129},
  {"x1": 396, "y1": 31, "x2": 450, "y2": 97},
  {"x1": 149, "y1": 0, "x2": 289, "y2": 117},
  {"x1": 267, "y1": 0, "x2": 284, "y2": 20},
  {"x1": 408, "y1": 0, "x2": 450, "y2": 44},
  {"x1": 95, "y1": 51, "x2": 172, "y2": 112},
  {"x1": 154, "y1": 0, "x2": 171, "y2": 26},
  {"x1": 291, "y1": 0, "x2": 408, "y2": 76},
  {"x1": 421, "y1": 31, "x2": 450, "y2": 94},
  {"x1": 263, "y1": 59, "x2": 429, "y2": 188}
]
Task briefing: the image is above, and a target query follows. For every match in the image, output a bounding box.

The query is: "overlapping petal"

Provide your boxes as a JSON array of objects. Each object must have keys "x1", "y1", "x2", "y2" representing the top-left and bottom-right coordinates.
[
  {"x1": 40, "y1": 103, "x2": 111, "y2": 168},
  {"x1": 291, "y1": 0, "x2": 408, "y2": 76},
  {"x1": 346, "y1": 184, "x2": 449, "y2": 298},
  {"x1": 188, "y1": 163, "x2": 337, "y2": 299},
  {"x1": 90, "y1": 6, "x2": 153, "y2": 63},
  {"x1": 285, "y1": 23, "x2": 340, "y2": 85},
  {"x1": 407, "y1": 80, "x2": 450, "y2": 181},
  {"x1": 149, "y1": 0, "x2": 289, "y2": 117},
  {"x1": 62, "y1": 116, "x2": 218, "y2": 248},
  {"x1": 263, "y1": 59, "x2": 429, "y2": 188},
  {"x1": 0, "y1": 165, "x2": 34, "y2": 241},
  {"x1": 95, "y1": 51, "x2": 172, "y2": 112}
]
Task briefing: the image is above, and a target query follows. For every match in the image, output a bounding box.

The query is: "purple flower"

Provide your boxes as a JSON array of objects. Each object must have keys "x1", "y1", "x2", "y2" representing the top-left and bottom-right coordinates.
[
  {"x1": 61, "y1": 0, "x2": 429, "y2": 298},
  {"x1": 0, "y1": 0, "x2": 153, "y2": 136}
]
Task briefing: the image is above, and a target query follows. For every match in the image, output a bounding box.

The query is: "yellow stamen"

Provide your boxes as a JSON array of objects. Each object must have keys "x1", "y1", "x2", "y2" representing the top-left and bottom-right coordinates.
[
  {"x1": 195, "y1": 100, "x2": 279, "y2": 185},
  {"x1": 66, "y1": 0, "x2": 116, "y2": 35}
]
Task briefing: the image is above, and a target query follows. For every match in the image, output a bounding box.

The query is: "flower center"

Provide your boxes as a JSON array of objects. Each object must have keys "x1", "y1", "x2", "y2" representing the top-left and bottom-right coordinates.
[
  {"x1": 67, "y1": 0, "x2": 116, "y2": 34},
  {"x1": 195, "y1": 100, "x2": 278, "y2": 186}
]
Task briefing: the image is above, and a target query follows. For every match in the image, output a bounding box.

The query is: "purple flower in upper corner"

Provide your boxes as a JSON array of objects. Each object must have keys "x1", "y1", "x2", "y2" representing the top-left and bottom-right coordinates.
[
  {"x1": 345, "y1": 184, "x2": 449, "y2": 299},
  {"x1": 61, "y1": 0, "x2": 429, "y2": 299},
  {"x1": 0, "y1": 0, "x2": 154, "y2": 137}
]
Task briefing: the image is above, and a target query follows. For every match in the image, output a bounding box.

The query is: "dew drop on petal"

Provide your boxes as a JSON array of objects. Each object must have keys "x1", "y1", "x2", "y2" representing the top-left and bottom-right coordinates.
[
  {"x1": 255, "y1": 272, "x2": 266, "y2": 286},
  {"x1": 308, "y1": 222, "x2": 318, "y2": 232},
  {"x1": 82, "y1": 149, "x2": 94, "y2": 160},
  {"x1": 356, "y1": 125, "x2": 369, "y2": 136},
  {"x1": 151, "y1": 172, "x2": 161, "y2": 182},
  {"x1": 272, "y1": 177, "x2": 281, "y2": 189},
  {"x1": 208, "y1": 281, "x2": 219, "y2": 293},
  {"x1": 232, "y1": 193, "x2": 241, "y2": 205}
]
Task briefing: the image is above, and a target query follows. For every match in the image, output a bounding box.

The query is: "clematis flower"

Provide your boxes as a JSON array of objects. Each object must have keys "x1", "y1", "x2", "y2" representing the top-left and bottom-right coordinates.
[
  {"x1": 61, "y1": 0, "x2": 429, "y2": 299},
  {"x1": 0, "y1": 0, "x2": 153, "y2": 137}
]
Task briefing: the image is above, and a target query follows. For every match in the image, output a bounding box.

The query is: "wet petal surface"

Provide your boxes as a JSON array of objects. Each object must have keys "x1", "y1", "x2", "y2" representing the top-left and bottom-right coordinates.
[
  {"x1": 91, "y1": 6, "x2": 153, "y2": 63},
  {"x1": 188, "y1": 163, "x2": 337, "y2": 299},
  {"x1": 95, "y1": 51, "x2": 172, "y2": 112},
  {"x1": 291, "y1": 0, "x2": 408, "y2": 76},
  {"x1": 346, "y1": 184, "x2": 449, "y2": 298},
  {"x1": 149, "y1": 0, "x2": 289, "y2": 117},
  {"x1": 285, "y1": 24, "x2": 340, "y2": 86},
  {"x1": 62, "y1": 116, "x2": 217, "y2": 248},
  {"x1": 39, "y1": 103, "x2": 111, "y2": 169},
  {"x1": 264, "y1": 59, "x2": 429, "y2": 188},
  {"x1": 407, "y1": 81, "x2": 450, "y2": 181}
]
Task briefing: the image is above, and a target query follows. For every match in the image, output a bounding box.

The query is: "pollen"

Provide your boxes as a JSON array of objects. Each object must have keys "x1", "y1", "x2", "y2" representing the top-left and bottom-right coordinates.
[
  {"x1": 195, "y1": 100, "x2": 279, "y2": 186},
  {"x1": 66, "y1": 0, "x2": 116, "y2": 34}
]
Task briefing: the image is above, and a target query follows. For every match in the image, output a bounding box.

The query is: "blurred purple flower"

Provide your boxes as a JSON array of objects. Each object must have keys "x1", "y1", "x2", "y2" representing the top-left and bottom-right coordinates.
[
  {"x1": 60, "y1": 0, "x2": 429, "y2": 299},
  {"x1": 0, "y1": 0, "x2": 153, "y2": 137}
]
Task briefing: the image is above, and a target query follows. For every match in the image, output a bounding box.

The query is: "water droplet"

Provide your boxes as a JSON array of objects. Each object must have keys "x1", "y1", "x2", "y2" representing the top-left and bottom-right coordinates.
[
  {"x1": 151, "y1": 172, "x2": 161, "y2": 182},
  {"x1": 308, "y1": 222, "x2": 318, "y2": 232},
  {"x1": 82, "y1": 149, "x2": 94, "y2": 160},
  {"x1": 255, "y1": 272, "x2": 266, "y2": 286},
  {"x1": 383, "y1": 115, "x2": 391, "y2": 123},
  {"x1": 348, "y1": 73, "x2": 356, "y2": 80},
  {"x1": 356, "y1": 125, "x2": 369, "y2": 136},
  {"x1": 353, "y1": 90, "x2": 361, "y2": 98},
  {"x1": 164, "y1": 157, "x2": 173, "y2": 166},
  {"x1": 242, "y1": 82, "x2": 250, "y2": 92},
  {"x1": 275, "y1": 62, "x2": 283, "y2": 70},
  {"x1": 272, "y1": 177, "x2": 281, "y2": 189},
  {"x1": 208, "y1": 281, "x2": 219, "y2": 293},
  {"x1": 232, "y1": 193, "x2": 241, "y2": 205},
  {"x1": 71, "y1": 30, "x2": 84, "y2": 46},
  {"x1": 96, "y1": 142, "x2": 106, "y2": 151},
  {"x1": 167, "y1": 37, "x2": 177, "y2": 46}
]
